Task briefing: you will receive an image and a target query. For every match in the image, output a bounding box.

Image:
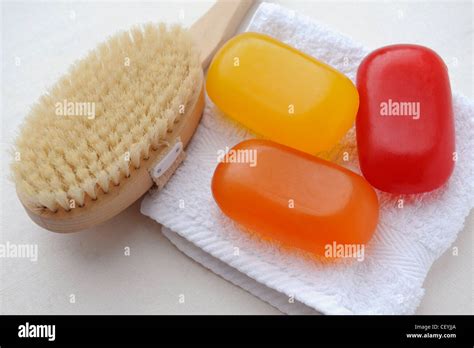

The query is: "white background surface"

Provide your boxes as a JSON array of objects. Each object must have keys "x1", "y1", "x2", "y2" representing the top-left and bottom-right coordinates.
[{"x1": 1, "y1": 0, "x2": 472, "y2": 314}]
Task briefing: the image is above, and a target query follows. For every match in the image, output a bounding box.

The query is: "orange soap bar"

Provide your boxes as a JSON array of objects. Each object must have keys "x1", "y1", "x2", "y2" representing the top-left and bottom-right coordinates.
[{"x1": 212, "y1": 139, "x2": 379, "y2": 258}]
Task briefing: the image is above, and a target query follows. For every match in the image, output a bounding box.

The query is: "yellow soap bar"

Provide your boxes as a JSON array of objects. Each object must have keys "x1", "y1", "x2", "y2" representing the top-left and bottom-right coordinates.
[{"x1": 206, "y1": 32, "x2": 359, "y2": 154}]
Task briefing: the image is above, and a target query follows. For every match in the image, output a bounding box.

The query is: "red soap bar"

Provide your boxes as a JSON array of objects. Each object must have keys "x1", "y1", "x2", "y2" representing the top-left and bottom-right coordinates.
[{"x1": 356, "y1": 44, "x2": 455, "y2": 194}]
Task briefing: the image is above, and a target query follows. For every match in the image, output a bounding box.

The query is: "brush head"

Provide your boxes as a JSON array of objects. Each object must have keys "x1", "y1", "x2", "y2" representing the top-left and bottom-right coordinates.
[{"x1": 12, "y1": 23, "x2": 202, "y2": 213}]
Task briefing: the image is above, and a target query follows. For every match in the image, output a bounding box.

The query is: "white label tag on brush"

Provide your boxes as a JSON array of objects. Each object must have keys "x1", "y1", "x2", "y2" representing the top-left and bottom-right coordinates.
[{"x1": 151, "y1": 140, "x2": 184, "y2": 181}]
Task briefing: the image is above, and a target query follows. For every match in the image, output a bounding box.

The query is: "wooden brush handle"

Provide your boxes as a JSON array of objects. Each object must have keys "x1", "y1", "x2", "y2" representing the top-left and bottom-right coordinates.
[
  {"x1": 148, "y1": 2, "x2": 253, "y2": 190},
  {"x1": 191, "y1": 0, "x2": 254, "y2": 68}
]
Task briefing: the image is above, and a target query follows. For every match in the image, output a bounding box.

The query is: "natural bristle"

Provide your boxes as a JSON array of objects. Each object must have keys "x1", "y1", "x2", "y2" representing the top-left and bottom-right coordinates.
[{"x1": 12, "y1": 23, "x2": 201, "y2": 212}]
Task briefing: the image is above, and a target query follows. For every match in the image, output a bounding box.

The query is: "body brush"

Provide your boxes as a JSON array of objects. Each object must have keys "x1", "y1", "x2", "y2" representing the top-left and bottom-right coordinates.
[{"x1": 11, "y1": 0, "x2": 252, "y2": 232}]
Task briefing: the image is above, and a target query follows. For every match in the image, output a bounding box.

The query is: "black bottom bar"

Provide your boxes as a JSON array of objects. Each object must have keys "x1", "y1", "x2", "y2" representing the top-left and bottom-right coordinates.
[{"x1": 0, "y1": 315, "x2": 472, "y2": 347}]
